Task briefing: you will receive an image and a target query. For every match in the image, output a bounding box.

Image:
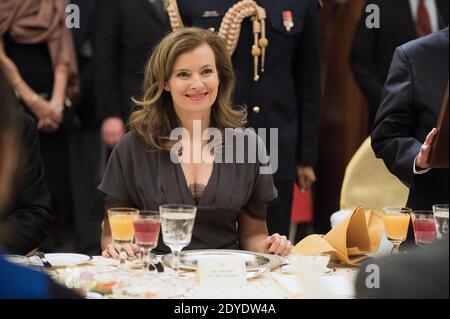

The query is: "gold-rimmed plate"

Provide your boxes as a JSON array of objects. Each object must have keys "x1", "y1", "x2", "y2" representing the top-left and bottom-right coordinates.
[{"x1": 162, "y1": 249, "x2": 284, "y2": 271}]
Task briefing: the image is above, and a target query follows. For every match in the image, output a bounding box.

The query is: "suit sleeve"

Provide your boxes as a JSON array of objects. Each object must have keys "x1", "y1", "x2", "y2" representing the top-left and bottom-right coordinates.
[
  {"x1": 350, "y1": 0, "x2": 384, "y2": 108},
  {"x1": 1, "y1": 114, "x2": 52, "y2": 255},
  {"x1": 295, "y1": 0, "x2": 321, "y2": 165},
  {"x1": 371, "y1": 46, "x2": 421, "y2": 189},
  {"x1": 93, "y1": 0, "x2": 123, "y2": 121}
]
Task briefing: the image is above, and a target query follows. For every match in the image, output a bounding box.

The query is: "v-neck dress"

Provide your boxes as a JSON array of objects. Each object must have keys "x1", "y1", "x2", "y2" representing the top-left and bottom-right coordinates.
[{"x1": 98, "y1": 131, "x2": 278, "y2": 253}]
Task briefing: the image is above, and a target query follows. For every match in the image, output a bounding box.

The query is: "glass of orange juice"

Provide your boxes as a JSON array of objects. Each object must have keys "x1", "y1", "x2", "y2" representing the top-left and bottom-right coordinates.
[
  {"x1": 108, "y1": 208, "x2": 139, "y2": 267},
  {"x1": 382, "y1": 207, "x2": 412, "y2": 254}
]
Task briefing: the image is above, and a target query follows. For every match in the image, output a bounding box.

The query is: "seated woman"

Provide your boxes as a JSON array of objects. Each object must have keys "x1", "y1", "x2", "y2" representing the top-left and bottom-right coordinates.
[{"x1": 99, "y1": 27, "x2": 292, "y2": 258}]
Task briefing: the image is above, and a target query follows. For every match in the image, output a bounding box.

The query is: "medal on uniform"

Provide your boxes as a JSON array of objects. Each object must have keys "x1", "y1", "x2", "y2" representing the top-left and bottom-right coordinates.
[{"x1": 282, "y1": 10, "x2": 294, "y2": 32}]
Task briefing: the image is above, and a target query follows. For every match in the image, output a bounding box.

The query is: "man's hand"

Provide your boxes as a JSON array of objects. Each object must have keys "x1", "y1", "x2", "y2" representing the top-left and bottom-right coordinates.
[
  {"x1": 297, "y1": 165, "x2": 316, "y2": 192},
  {"x1": 101, "y1": 117, "x2": 125, "y2": 149},
  {"x1": 415, "y1": 128, "x2": 438, "y2": 170}
]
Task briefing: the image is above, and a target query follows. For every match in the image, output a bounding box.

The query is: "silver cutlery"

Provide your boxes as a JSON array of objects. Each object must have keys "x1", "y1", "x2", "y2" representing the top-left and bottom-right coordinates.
[{"x1": 35, "y1": 251, "x2": 52, "y2": 268}]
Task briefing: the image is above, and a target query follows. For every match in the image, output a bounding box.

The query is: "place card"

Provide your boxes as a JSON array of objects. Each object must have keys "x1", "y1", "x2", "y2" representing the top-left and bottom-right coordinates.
[{"x1": 197, "y1": 256, "x2": 246, "y2": 288}]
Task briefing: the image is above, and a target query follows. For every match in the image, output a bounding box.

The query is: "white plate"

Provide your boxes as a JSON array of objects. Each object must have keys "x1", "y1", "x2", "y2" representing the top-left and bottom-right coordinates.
[
  {"x1": 3, "y1": 255, "x2": 29, "y2": 265},
  {"x1": 28, "y1": 253, "x2": 92, "y2": 267},
  {"x1": 162, "y1": 249, "x2": 284, "y2": 271}
]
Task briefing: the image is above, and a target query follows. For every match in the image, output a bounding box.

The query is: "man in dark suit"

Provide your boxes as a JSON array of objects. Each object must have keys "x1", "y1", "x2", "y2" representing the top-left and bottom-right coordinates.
[
  {"x1": 371, "y1": 27, "x2": 449, "y2": 211},
  {"x1": 356, "y1": 238, "x2": 449, "y2": 299},
  {"x1": 351, "y1": 0, "x2": 449, "y2": 129},
  {"x1": 94, "y1": 0, "x2": 170, "y2": 149},
  {"x1": 0, "y1": 69, "x2": 52, "y2": 255},
  {"x1": 175, "y1": 0, "x2": 322, "y2": 237}
]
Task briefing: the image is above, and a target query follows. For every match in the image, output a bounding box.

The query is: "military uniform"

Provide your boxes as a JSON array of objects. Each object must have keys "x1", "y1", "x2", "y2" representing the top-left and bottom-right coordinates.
[{"x1": 176, "y1": 0, "x2": 321, "y2": 236}]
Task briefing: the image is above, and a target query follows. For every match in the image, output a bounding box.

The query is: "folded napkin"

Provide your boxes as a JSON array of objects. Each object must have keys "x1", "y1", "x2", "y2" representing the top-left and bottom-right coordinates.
[{"x1": 292, "y1": 204, "x2": 383, "y2": 265}]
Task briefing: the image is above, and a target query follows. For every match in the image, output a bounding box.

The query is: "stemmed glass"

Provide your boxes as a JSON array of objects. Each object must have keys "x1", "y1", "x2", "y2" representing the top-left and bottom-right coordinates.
[
  {"x1": 433, "y1": 204, "x2": 449, "y2": 240},
  {"x1": 411, "y1": 210, "x2": 437, "y2": 246},
  {"x1": 160, "y1": 204, "x2": 196, "y2": 277},
  {"x1": 133, "y1": 210, "x2": 161, "y2": 272},
  {"x1": 108, "y1": 208, "x2": 139, "y2": 268},
  {"x1": 382, "y1": 207, "x2": 411, "y2": 254}
]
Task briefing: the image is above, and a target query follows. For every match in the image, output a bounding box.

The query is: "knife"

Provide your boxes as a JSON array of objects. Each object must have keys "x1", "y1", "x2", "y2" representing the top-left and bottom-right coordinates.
[
  {"x1": 36, "y1": 251, "x2": 52, "y2": 268},
  {"x1": 149, "y1": 262, "x2": 164, "y2": 272},
  {"x1": 154, "y1": 261, "x2": 164, "y2": 273}
]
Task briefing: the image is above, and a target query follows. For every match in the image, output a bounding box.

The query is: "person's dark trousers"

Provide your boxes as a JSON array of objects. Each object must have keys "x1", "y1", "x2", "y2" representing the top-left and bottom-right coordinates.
[
  {"x1": 68, "y1": 128, "x2": 102, "y2": 255},
  {"x1": 267, "y1": 180, "x2": 294, "y2": 237}
]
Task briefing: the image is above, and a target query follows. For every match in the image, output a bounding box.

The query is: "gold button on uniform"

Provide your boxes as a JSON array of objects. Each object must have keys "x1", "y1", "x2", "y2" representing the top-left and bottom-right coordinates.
[{"x1": 252, "y1": 106, "x2": 260, "y2": 113}]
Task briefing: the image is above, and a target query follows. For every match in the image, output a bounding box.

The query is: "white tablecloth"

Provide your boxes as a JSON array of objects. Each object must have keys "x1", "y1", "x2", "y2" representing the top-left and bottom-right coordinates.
[{"x1": 47, "y1": 256, "x2": 358, "y2": 299}]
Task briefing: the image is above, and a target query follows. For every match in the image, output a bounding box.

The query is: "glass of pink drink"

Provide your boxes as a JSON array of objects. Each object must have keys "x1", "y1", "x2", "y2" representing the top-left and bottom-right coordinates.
[
  {"x1": 411, "y1": 211, "x2": 437, "y2": 246},
  {"x1": 133, "y1": 211, "x2": 161, "y2": 271}
]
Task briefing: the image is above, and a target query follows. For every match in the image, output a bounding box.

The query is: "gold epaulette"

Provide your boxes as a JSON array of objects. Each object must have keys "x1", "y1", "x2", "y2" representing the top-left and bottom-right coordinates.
[{"x1": 165, "y1": 0, "x2": 268, "y2": 82}]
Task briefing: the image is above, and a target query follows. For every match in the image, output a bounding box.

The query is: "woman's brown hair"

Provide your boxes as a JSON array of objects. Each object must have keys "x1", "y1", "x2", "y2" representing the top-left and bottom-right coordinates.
[{"x1": 129, "y1": 27, "x2": 247, "y2": 151}]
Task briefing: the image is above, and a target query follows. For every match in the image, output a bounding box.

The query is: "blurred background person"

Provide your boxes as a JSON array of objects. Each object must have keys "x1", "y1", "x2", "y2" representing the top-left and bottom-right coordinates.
[
  {"x1": 0, "y1": 0, "x2": 79, "y2": 252},
  {"x1": 0, "y1": 64, "x2": 80, "y2": 299},
  {"x1": 0, "y1": 69, "x2": 52, "y2": 256},
  {"x1": 94, "y1": 0, "x2": 170, "y2": 150},
  {"x1": 356, "y1": 238, "x2": 449, "y2": 298},
  {"x1": 67, "y1": 0, "x2": 102, "y2": 255},
  {"x1": 351, "y1": 0, "x2": 449, "y2": 131},
  {"x1": 168, "y1": 0, "x2": 321, "y2": 240}
]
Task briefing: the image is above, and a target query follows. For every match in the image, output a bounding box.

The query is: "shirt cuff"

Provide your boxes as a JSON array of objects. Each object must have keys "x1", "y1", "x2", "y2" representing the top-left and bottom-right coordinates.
[{"x1": 413, "y1": 157, "x2": 431, "y2": 175}]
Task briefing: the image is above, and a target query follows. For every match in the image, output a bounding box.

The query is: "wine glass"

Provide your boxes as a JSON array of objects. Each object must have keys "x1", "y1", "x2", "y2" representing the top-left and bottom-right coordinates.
[
  {"x1": 433, "y1": 204, "x2": 449, "y2": 240},
  {"x1": 382, "y1": 207, "x2": 411, "y2": 254},
  {"x1": 411, "y1": 210, "x2": 437, "y2": 246},
  {"x1": 133, "y1": 210, "x2": 161, "y2": 272},
  {"x1": 160, "y1": 204, "x2": 196, "y2": 277},
  {"x1": 108, "y1": 207, "x2": 139, "y2": 268}
]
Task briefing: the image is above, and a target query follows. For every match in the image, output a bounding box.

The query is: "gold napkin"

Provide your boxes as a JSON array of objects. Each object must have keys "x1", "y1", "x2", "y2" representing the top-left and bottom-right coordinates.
[{"x1": 292, "y1": 205, "x2": 384, "y2": 265}]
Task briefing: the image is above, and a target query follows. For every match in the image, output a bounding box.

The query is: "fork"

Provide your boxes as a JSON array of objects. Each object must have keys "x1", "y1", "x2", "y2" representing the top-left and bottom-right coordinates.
[{"x1": 35, "y1": 251, "x2": 52, "y2": 268}]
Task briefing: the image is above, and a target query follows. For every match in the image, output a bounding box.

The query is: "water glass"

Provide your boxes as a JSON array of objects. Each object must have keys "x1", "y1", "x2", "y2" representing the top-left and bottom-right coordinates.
[
  {"x1": 160, "y1": 204, "x2": 196, "y2": 274},
  {"x1": 433, "y1": 204, "x2": 449, "y2": 240}
]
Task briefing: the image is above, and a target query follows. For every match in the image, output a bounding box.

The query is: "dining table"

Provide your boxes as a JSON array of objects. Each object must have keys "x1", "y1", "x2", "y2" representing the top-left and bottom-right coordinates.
[{"x1": 38, "y1": 252, "x2": 359, "y2": 299}]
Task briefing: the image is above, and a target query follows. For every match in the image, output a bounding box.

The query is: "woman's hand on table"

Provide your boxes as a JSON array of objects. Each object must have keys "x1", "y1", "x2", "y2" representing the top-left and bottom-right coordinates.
[
  {"x1": 102, "y1": 243, "x2": 141, "y2": 259},
  {"x1": 263, "y1": 233, "x2": 293, "y2": 256}
]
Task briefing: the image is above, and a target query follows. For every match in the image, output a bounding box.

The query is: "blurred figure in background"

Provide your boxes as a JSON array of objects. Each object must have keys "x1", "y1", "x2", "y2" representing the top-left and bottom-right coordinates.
[
  {"x1": 94, "y1": 0, "x2": 170, "y2": 150},
  {"x1": 0, "y1": 69, "x2": 52, "y2": 256},
  {"x1": 351, "y1": 0, "x2": 448, "y2": 130},
  {"x1": 0, "y1": 65, "x2": 80, "y2": 299},
  {"x1": 356, "y1": 238, "x2": 449, "y2": 298},
  {"x1": 0, "y1": 0, "x2": 79, "y2": 252},
  {"x1": 67, "y1": 0, "x2": 102, "y2": 255}
]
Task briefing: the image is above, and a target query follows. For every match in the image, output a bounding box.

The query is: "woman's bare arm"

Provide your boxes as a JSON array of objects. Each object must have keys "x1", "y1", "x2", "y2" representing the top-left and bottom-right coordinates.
[
  {"x1": 238, "y1": 210, "x2": 293, "y2": 256},
  {"x1": 238, "y1": 211, "x2": 269, "y2": 253}
]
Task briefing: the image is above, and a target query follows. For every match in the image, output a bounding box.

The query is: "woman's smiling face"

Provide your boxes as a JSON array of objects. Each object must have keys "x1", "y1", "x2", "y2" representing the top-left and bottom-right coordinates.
[{"x1": 165, "y1": 43, "x2": 220, "y2": 119}]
